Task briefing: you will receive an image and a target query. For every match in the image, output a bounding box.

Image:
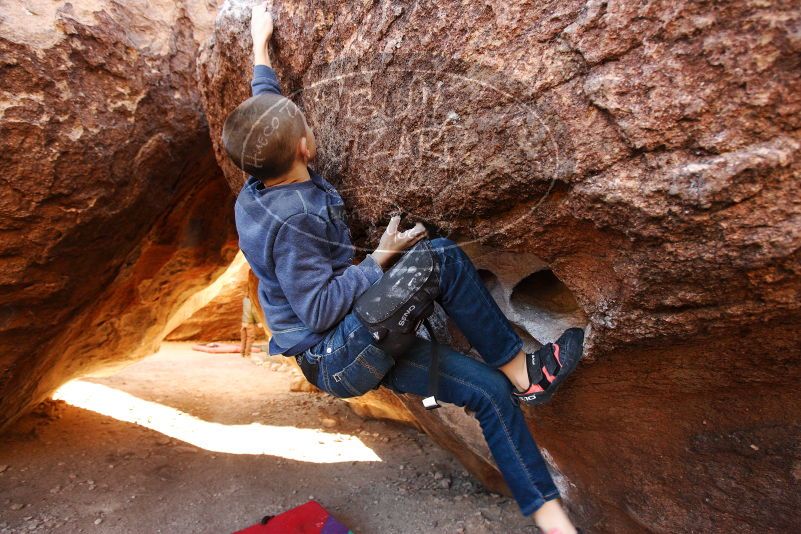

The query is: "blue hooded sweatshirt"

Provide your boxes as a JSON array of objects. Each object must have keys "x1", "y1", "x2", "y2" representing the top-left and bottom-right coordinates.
[{"x1": 234, "y1": 65, "x2": 384, "y2": 356}]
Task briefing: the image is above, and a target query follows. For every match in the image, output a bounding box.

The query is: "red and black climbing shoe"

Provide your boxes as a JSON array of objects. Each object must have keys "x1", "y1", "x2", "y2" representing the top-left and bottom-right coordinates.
[{"x1": 512, "y1": 328, "x2": 584, "y2": 406}]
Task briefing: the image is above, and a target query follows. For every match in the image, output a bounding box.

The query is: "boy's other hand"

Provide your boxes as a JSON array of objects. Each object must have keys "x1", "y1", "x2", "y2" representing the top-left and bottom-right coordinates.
[
  {"x1": 370, "y1": 215, "x2": 428, "y2": 270},
  {"x1": 251, "y1": 3, "x2": 274, "y2": 64}
]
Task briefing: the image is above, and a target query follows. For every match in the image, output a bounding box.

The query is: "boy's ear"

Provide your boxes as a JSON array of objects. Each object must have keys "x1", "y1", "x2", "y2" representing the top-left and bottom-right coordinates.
[{"x1": 298, "y1": 136, "x2": 310, "y2": 162}]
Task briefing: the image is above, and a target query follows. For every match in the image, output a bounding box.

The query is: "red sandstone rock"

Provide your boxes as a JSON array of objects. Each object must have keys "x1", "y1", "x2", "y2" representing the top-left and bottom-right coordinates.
[
  {"x1": 0, "y1": 1, "x2": 236, "y2": 429},
  {"x1": 198, "y1": 1, "x2": 801, "y2": 531}
]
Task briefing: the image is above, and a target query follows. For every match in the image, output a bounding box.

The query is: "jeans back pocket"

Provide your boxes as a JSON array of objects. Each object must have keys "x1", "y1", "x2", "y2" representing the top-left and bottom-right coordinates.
[{"x1": 329, "y1": 344, "x2": 395, "y2": 398}]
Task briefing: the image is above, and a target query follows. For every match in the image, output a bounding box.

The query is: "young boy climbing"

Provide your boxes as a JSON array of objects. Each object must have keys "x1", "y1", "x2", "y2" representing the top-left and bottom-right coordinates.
[{"x1": 224, "y1": 5, "x2": 585, "y2": 533}]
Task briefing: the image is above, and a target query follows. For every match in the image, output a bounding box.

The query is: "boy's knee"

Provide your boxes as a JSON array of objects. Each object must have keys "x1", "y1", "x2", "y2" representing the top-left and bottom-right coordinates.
[
  {"x1": 428, "y1": 237, "x2": 466, "y2": 263},
  {"x1": 428, "y1": 236, "x2": 457, "y2": 250}
]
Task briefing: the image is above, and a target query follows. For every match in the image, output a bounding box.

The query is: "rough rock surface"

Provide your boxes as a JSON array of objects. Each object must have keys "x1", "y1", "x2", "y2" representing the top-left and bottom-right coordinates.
[
  {"x1": 198, "y1": 1, "x2": 801, "y2": 532},
  {"x1": 0, "y1": 1, "x2": 236, "y2": 429}
]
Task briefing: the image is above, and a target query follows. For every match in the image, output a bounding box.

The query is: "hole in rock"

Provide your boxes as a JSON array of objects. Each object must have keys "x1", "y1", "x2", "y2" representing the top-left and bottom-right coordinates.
[
  {"x1": 512, "y1": 270, "x2": 580, "y2": 315},
  {"x1": 508, "y1": 269, "x2": 587, "y2": 344}
]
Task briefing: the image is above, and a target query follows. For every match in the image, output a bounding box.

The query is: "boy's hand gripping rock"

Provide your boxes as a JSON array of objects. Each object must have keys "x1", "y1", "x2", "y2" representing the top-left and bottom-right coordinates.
[
  {"x1": 370, "y1": 215, "x2": 427, "y2": 270},
  {"x1": 251, "y1": 3, "x2": 274, "y2": 66}
]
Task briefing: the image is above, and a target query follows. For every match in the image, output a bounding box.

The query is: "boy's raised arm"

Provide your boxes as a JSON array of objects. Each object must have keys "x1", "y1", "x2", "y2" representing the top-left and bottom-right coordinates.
[{"x1": 250, "y1": 3, "x2": 281, "y2": 97}]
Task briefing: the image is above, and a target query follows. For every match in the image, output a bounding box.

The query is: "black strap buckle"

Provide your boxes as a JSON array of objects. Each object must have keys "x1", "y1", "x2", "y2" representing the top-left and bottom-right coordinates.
[{"x1": 422, "y1": 318, "x2": 441, "y2": 410}]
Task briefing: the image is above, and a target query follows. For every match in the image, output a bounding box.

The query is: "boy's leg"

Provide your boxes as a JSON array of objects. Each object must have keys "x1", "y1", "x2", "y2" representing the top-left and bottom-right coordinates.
[
  {"x1": 240, "y1": 324, "x2": 249, "y2": 357},
  {"x1": 244, "y1": 324, "x2": 256, "y2": 357},
  {"x1": 382, "y1": 337, "x2": 560, "y2": 517},
  {"x1": 427, "y1": 237, "x2": 523, "y2": 367}
]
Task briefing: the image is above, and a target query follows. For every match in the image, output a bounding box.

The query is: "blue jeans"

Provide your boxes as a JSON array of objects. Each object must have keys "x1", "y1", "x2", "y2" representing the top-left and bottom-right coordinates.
[{"x1": 302, "y1": 237, "x2": 560, "y2": 515}]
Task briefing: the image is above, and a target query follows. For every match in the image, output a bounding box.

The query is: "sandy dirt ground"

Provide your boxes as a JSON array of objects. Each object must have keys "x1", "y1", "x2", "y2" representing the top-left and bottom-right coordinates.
[{"x1": 0, "y1": 342, "x2": 537, "y2": 533}]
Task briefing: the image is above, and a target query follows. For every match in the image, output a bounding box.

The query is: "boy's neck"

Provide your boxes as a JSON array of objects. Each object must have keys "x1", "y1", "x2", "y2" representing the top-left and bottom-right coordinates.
[{"x1": 261, "y1": 162, "x2": 311, "y2": 188}]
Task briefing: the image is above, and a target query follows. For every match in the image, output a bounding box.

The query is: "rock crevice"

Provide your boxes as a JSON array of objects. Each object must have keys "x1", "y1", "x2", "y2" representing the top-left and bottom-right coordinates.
[{"x1": 0, "y1": 1, "x2": 235, "y2": 429}]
